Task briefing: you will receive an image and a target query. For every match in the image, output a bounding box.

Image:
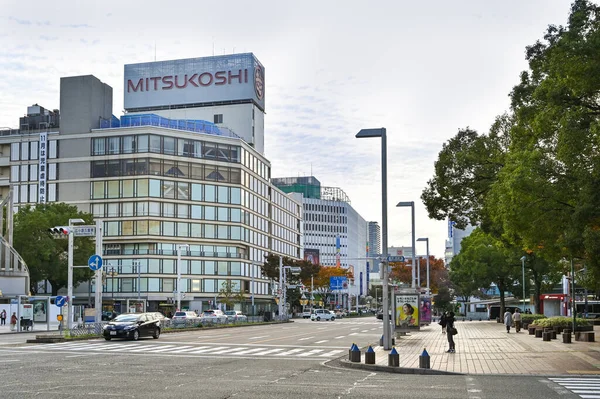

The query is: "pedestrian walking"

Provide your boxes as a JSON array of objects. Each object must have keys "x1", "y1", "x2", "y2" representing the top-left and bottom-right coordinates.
[
  {"x1": 439, "y1": 311, "x2": 447, "y2": 334},
  {"x1": 512, "y1": 308, "x2": 522, "y2": 333},
  {"x1": 446, "y1": 311, "x2": 456, "y2": 353},
  {"x1": 10, "y1": 312, "x2": 17, "y2": 331},
  {"x1": 504, "y1": 309, "x2": 513, "y2": 333},
  {"x1": 0, "y1": 309, "x2": 6, "y2": 325}
]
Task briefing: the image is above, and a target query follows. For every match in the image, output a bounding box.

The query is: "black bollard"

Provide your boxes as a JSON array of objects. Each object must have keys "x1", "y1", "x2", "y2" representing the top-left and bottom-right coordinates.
[
  {"x1": 388, "y1": 347, "x2": 399, "y2": 367},
  {"x1": 349, "y1": 343, "x2": 357, "y2": 361},
  {"x1": 419, "y1": 347, "x2": 430, "y2": 369},
  {"x1": 350, "y1": 344, "x2": 361, "y2": 363},
  {"x1": 365, "y1": 346, "x2": 375, "y2": 364}
]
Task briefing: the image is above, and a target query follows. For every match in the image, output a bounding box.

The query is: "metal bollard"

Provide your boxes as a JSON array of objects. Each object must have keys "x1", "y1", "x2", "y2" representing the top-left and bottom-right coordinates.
[
  {"x1": 419, "y1": 347, "x2": 430, "y2": 369},
  {"x1": 350, "y1": 344, "x2": 361, "y2": 363},
  {"x1": 563, "y1": 332, "x2": 572, "y2": 344},
  {"x1": 365, "y1": 346, "x2": 375, "y2": 365},
  {"x1": 388, "y1": 347, "x2": 399, "y2": 367},
  {"x1": 349, "y1": 343, "x2": 357, "y2": 361}
]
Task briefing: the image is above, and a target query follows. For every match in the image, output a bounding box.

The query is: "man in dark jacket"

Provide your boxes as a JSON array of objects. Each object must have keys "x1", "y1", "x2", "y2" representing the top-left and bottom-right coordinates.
[
  {"x1": 446, "y1": 312, "x2": 456, "y2": 353},
  {"x1": 439, "y1": 312, "x2": 447, "y2": 334}
]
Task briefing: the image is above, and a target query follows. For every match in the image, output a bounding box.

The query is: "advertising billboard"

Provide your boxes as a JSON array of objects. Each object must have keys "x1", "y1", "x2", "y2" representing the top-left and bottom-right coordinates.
[
  {"x1": 124, "y1": 53, "x2": 265, "y2": 111},
  {"x1": 304, "y1": 248, "x2": 320, "y2": 265},
  {"x1": 420, "y1": 296, "x2": 432, "y2": 325},
  {"x1": 395, "y1": 293, "x2": 420, "y2": 331}
]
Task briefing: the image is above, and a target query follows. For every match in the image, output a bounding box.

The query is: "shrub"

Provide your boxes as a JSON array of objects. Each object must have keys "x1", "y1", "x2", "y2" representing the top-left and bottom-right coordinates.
[
  {"x1": 521, "y1": 314, "x2": 546, "y2": 324},
  {"x1": 531, "y1": 316, "x2": 591, "y2": 328}
]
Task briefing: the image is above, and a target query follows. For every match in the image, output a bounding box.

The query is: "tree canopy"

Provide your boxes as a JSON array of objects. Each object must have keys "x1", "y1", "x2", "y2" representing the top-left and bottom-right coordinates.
[{"x1": 13, "y1": 203, "x2": 95, "y2": 296}]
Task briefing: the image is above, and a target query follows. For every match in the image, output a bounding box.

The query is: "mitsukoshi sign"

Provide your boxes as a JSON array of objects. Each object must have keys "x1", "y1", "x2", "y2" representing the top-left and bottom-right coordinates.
[{"x1": 124, "y1": 53, "x2": 265, "y2": 111}]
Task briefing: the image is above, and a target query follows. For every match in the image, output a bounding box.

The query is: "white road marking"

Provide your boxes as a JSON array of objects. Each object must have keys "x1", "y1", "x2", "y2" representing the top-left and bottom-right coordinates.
[
  {"x1": 275, "y1": 348, "x2": 304, "y2": 356},
  {"x1": 248, "y1": 336, "x2": 269, "y2": 340},
  {"x1": 319, "y1": 350, "x2": 343, "y2": 357},
  {"x1": 254, "y1": 348, "x2": 285, "y2": 356},
  {"x1": 297, "y1": 349, "x2": 324, "y2": 357},
  {"x1": 189, "y1": 346, "x2": 228, "y2": 354},
  {"x1": 314, "y1": 340, "x2": 329, "y2": 344},
  {"x1": 334, "y1": 336, "x2": 345, "y2": 339},
  {"x1": 298, "y1": 337, "x2": 314, "y2": 341}
]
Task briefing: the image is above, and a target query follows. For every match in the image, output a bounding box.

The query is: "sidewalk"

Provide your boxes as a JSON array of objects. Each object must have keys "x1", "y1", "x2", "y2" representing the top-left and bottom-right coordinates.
[
  {"x1": 339, "y1": 320, "x2": 600, "y2": 376},
  {"x1": 0, "y1": 322, "x2": 61, "y2": 334}
]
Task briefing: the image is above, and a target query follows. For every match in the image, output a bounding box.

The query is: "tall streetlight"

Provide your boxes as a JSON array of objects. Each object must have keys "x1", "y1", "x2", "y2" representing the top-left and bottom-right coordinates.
[
  {"x1": 397, "y1": 202, "x2": 416, "y2": 289},
  {"x1": 176, "y1": 244, "x2": 189, "y2": 311},
  {"x1": 520, "y1": 256, "x2": 526, "y2": 312},
  {"x1": 67, "y1": 218, "x2": 85, "y2": 329},
  {"x1": 417, "y1": 237, "x2": 430, "y2": 295},
  {"x1": 355, "y1": 127, "x2": 391, "y2": 350}
]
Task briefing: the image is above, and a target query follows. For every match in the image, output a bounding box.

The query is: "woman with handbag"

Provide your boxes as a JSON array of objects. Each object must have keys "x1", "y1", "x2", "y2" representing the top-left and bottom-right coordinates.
[{"x1": 446, "y1": 311, "x2": 456, "y2": 353}]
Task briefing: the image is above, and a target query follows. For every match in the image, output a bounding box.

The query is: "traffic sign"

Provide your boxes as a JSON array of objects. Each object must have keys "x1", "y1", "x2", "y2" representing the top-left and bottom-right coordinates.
[
  {"x1": 55, "y1": 296, "x2": 67, "y2": 307},
  {"x1": 57, "y1": 314, "x2": 63, "y2": 321},
  {"x1": 73, "y1": 226, "x2": 96, "y2": 237},
  {"x1": 88, "y1": 254, "x2": 103, "y2": 271},
  {"x1": 388, "y1": 255, "x2": 405, "y2": 262}
]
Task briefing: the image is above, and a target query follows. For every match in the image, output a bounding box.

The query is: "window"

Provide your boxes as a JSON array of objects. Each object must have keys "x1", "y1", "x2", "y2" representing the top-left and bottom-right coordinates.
[
  {"x1": 205, "y1": 185, "x2": 215, "y2": 202},
  {"x1": 218, "y1": 186, "x2": 229, "y2": 203},
  {"x1": 149, "y1": 135, "x2": 161, "y2": 153},
  {"x1": 137, "y1": 179, "x2": 149, "y2": 197},
  {"x1": 123, "y1": 180, "x2": 134, "y2": 197},
  {"x1": 137, "y1": 135, "x2": 149, "y2": 152},
  {"x1": 123, "y1": 136, "x2": 136, "y2": 154},
  {"x1": 21, "y1": 143, "x2": 29, "y2": 160},
  {"x1": 213, "y1": 114, "x2": 223, "y2": 124},
  {"x1": 30, "y1": 142, "x2": 38, "y2": 160},
  {"x1": 163, "y1": 137, "x2": 175, "y2": 155},
  {"x1": 10, "y1": 143, "x2": 19, "y2": 161},
  {"x1": 149, "y1": 179, "x2": 161, "y2": 197},
  {"x1": 108, "y1": 137, "x2": 120, "y2": 154},
  {"x1": 92, "y1": 182, "x2": 105, "y2": 199}
]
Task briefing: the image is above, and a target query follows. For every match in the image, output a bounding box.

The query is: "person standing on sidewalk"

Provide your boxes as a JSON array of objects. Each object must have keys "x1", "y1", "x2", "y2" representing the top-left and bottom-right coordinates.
[
  {"x1": 504, "y1": 309, "x2": 513, "y2": 333},
  {"x1": 0, "y1": 309, "x2": 6, "y2": 325},
  {"x1": 446, "y1": 311, "x2": 456, "y2": 353},
  {"x1": 10, "y1": 312, "x2": 17, "y2": 331},
  {"x1": 512, "y1": 308, "x2": 522, "y2": 333}
]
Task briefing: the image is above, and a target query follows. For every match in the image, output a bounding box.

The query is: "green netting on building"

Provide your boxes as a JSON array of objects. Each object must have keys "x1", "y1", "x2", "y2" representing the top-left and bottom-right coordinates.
[{"x1": 272, "y1": 176, "x2": 321, "y2": 199}]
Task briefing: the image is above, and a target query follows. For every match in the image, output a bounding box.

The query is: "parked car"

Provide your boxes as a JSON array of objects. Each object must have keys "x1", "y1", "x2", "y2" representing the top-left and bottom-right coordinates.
[
  {"x1": 151, "y1": 312, "x2": 171, "y2": 326},
  {"x1": 171, "y1": 311, "x2": 200, "y2": 327},
  {"x1": 200, "y1": 309, "x2": 227, "y2": 323},
  {"x1": 103, "y1": 313, "x2": 160, "y2": 341},
  {"x1": 224, "y1": 310, "x2": 248, "y2": 323},
  {"x1": 311, "y1": 309, "x2": 335, "y2": 321},
  {"x1": 302, "y1": 310, "x2": 312, "y2": 319}
]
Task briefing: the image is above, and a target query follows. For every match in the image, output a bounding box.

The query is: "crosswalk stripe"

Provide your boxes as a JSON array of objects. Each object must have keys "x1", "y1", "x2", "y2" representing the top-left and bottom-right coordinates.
[
  {"x1": 314, "y1": 340, "x2": 328, "y2": 344},
  {"x1": 297, "y1": 349, "x2": 324, "y2": 357},
  {"x1": 14, "y1": 342, "x2": 346, "y2": 358},
  {"x1": 319, "y1": 350, "x2": 343, "y2": 357}
]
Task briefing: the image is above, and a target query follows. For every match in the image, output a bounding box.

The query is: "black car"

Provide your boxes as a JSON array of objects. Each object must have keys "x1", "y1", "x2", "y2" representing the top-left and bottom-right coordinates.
[{"x1": 103, "y1": 313, "x2": 161, "y2": 341}]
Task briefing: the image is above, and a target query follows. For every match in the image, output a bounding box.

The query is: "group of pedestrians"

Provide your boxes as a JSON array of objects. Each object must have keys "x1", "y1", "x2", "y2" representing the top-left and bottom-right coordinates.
[{"x1": 504, "y1": 308, "x2": 523, "y2": 333}]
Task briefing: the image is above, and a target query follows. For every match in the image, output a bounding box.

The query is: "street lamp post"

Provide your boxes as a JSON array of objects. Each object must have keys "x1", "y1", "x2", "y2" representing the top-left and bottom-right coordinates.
[
  {"x1": 520, "y1": 256, "x2": 526, "y2": 312},
  {"x1": 397, "y1": 202, "x2": 416, "y2": 289},
  {"x1": 417, "y1": 237, "x2": 430, "y2": 295},
  {"x1": 176, "y1": 244, "x2": 189, "y2": 312},
  {"x1": 356, "y1": 127, "x2": 391, "y2": 350}
]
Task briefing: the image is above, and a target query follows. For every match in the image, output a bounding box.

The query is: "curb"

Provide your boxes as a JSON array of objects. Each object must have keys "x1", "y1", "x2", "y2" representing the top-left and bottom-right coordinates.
[{"x1": 332, "y1": 358, "x2": 464, "y2": 375}]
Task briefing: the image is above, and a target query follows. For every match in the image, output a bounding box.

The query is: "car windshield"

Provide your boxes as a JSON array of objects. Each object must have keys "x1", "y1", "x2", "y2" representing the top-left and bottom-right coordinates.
[
  {"x1": 174, "y1": 312, "x2": 186, "y2": 317},
  {"x1": 224, "y1": 311, "x2": 235, "y2": 315},
  {"x1": 113, "y1": 315, "x2": 138, "y2": 322},
  {"x1": 203, "y1": 310, "x2": 215, "y2": 315}
]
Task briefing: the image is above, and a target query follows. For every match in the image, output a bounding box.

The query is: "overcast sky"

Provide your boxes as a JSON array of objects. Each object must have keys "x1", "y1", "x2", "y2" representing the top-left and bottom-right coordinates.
[{"x1": 0, "y1": 1, "x2": 575, "y2": 258}]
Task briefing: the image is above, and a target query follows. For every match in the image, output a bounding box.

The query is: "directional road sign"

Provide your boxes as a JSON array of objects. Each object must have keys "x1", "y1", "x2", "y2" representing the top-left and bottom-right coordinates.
[
  {"x1": 88, "y1": 254, "x2": 103, "y2": 271},
  {"x1": 388, "y1": 255, "x2": 405, "y2": 262},
  {"x1": 55, "y1": 296, "x2": 66, "y2": 307},
  {"x1": 73, "y1": 226, "x2": 96, "y2": 237},
  {"x1": 330, "y1": 276, "x2": 348, "y2": 290}
]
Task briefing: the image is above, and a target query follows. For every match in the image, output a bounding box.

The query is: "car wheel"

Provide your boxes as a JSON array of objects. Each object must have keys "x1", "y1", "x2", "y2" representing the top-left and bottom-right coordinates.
[
  {"x1": 131, "y1": 329, "x2": 139, "y2": 341},
  {"x1": 317, "y1": 316, "x2": 321, "y2": 321},
  {"x1": 331, "y1": 317, "x2": 335, "y2": 321},
  {"x1": 104, "y1": 337, "x2": 111, "y2": 341},
  {"x1": 153, "y1": 328, "x2": 160, "y2": 339}
]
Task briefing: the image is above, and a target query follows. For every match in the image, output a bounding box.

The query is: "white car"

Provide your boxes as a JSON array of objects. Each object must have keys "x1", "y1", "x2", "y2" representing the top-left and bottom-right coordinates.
[
  {"x1": 311, "y1": 309, "x2": 335, "y2": 321},
  {"x1": 224, "y1": 310, "x2": 248, "y2": 323},
  {"x1": 171, "y1": 311, "x2": 200, "y2": 327},
  {"x1": 200, "y1": 309, "x2": 228, "y2": 323}
]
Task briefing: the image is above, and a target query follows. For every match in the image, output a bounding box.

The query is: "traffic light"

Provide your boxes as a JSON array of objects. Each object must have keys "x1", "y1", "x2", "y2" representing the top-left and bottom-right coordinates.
[{"x1": 48, "y1": 226, "x2": 70, "y2": 235}]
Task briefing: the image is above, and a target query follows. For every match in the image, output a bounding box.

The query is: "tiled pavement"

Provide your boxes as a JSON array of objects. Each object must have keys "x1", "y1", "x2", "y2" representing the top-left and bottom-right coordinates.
[{"x1": 341, "y1": 320, "x2": 600, "y2": 376}]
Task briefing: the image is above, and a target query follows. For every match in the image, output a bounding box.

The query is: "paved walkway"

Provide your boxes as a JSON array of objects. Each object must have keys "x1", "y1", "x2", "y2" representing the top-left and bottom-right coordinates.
[{"x1": 341, "y1": 320, "x2": 600, "y2": 376}]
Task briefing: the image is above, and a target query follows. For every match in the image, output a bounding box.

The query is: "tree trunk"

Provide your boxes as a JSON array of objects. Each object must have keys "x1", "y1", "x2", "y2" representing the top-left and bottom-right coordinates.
[
  {"x1": 498, "y1": 280, "x2": 506, "y2": 317},
  {"x1": 48, "y1": 279, "x2": 62, "y2": 297}
]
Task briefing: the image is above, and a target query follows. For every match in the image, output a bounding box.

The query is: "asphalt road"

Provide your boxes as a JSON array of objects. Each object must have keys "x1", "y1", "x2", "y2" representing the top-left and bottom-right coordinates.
[{"x1": 0, "y1": 317, "x2": 591, "y2": 398}]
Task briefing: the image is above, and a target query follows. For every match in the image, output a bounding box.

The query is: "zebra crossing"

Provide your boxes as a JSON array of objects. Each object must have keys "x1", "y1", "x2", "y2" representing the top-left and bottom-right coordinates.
[
  {"x1": 16, "y1": 341, "x2": 345, "y2": 359},
  {"x1": 549, "y1": 377, "x2": 600, "y2": 398}
]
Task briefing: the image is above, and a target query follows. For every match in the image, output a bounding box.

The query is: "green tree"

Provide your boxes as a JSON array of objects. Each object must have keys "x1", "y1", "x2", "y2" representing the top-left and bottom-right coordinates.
[
  {"x1": 219, "y1": 280, "x2": 238, "y2": 310},
  {"x1": 13, "y1": 203, "x2": 95, "y2": 296},
  {"x1": 433, "y1": 286, "x2": 452, "y2": 314}
]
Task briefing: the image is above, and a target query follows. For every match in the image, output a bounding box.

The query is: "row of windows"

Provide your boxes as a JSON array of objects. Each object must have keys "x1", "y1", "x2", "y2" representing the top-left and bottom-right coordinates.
[
  {"x1": 305, "y1": 213, "x2": 347, "y2": 224},
  {"x1": 104, "y1": 220, "x2": 244, "y2": 240},
  {"x1": 13, "y1": 183, "x2": 57, "y2": 204},
  {"x1": 103, "y1": 259, "x2": 246, "y2": 276},
  {"x1": 91, "y1": 158, "x2": 242, "y2": 184},
  {"x1": 305, "y1": 224, "x2": 348, "y2": 233},
  {"x1": 92, "y1": 134, "x2": 241, "y2": 163},
  {"x1": 102, "y1": 245, "x2": 245, "y2": 258},
  {"x1": 100, "y1": 278, "x2": 269, "y2": 295},
  {"x1": 304, "y1": 203, "x2": 347, "y2": 214},
  {"x1": 10, "y1": 164, "x2": 57, "y2": 182},
  {"x1": 93, "y1": 202, "x2": 244, "y2": 223},
  {"x1": 91, "y1": 179, "x2": 242, "y2": 204},
  {"x1": 10, "y1": 140, "x2": 58, "y2": 161},
  {"x1": 241, "y1": 147, "x2": 269, "y2": 181}
]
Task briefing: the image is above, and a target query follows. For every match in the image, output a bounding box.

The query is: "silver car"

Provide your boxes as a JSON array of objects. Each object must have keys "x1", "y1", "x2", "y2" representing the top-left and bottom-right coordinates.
[
  {"x1": 171, "y1": 311, "x2": 200, "y2": 328},
  {"x1": 224, "y1": 310, "x2": 248, "y2": 323}
]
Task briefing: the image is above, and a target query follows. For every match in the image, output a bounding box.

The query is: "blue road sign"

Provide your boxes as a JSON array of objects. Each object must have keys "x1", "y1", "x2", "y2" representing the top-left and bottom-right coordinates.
[
  {"x1": 55, "y1": 296, "x2": 66, "y2": 307},
  {"x1": 329, "y1": 276, "x2": 348, "y2": 290},
  {"x1": 388, "y1": 255, "x2": 405, "y2": 262},
  {"x1": 88, "y1": 254, "x2": 103, "y2": 271}
]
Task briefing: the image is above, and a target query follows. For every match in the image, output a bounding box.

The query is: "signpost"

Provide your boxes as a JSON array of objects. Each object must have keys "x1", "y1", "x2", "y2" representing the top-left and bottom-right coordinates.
[
  {"x1": 388, "y1": 255, "x2": 405, "y2": 262},
  {"x1": 55, "y1": 296, "x2": 67, "y2": 307}
]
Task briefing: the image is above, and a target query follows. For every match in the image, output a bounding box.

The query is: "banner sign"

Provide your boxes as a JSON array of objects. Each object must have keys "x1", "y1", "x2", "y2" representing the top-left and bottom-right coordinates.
[
  {"x1": 395, "y1": 293, "x2": 420, "y2": 331},
  {"x1": 359, "y1": 272, "x2": 363, "y2": 296},
  {"x1": 38, "y1": 132, "x2": 47, "y2": 203}
]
